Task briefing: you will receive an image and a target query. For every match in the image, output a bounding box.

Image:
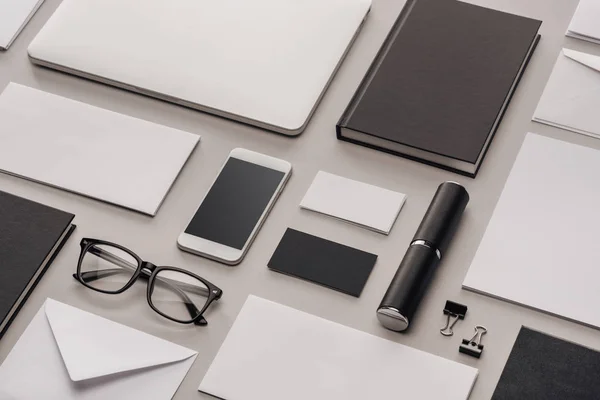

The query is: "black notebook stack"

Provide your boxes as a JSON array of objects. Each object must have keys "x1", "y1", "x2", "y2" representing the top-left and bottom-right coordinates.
[
  {"x1": 0, "y1": 190, "x2": 75, "y2": 338},
  {"x1": 337, "y1": 0, "x2": 542, "y2": 177},
  {"x1": 492, "y1": 327, "x2": 600, "y2": 399}
]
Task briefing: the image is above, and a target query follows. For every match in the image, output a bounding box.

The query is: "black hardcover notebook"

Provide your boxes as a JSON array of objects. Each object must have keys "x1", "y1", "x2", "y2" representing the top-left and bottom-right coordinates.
[
  {"x1": 268, "y1": 228, "x2": 377, "y2": 297},
  {"x1": 337, "y1": 0, "x2": 542, "y2": 177},
  {"x1": 492, "y1": 327, "x2": 600, "y2": 399},
  {"x1": 0, "y1": 190, "x2": 75, "y2": 338}
]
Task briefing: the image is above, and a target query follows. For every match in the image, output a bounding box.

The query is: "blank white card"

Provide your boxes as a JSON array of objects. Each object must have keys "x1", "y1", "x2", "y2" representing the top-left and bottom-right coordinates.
[
  {"x1": 0, "y1": 83, "x2": 199, "y2": 215},
  {"x1": 300, "y1": 171, "x2": 406, "y2": 234},
  {"x1": 199, "y1": 296, "x2": 478, "y2": 400}
]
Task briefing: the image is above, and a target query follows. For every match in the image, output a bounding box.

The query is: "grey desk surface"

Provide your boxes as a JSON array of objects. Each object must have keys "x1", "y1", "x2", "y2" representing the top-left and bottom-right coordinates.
[{"x1": 1, "y1": 0, "x2": 600, "y2": 398}]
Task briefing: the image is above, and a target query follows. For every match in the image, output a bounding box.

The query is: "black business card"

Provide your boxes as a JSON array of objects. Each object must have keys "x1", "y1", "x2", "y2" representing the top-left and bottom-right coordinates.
[{"x1": 268, "y1": 228, "x2": 377, "y2": 297}]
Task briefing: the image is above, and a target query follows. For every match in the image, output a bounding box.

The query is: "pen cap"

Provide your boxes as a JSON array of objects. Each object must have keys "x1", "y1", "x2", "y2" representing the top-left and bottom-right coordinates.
[
  {"x1": 413, "y1": 181, "x2": 469, "y2": 256},
  {"x1": 377, "y1": 244, "x2": 441, "y2": 331}
]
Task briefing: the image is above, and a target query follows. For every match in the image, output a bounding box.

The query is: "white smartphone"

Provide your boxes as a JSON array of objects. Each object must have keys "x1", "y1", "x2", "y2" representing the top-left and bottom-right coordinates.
[{"x1": 178, "y1": 148, "x2": 292, "y2": 265}]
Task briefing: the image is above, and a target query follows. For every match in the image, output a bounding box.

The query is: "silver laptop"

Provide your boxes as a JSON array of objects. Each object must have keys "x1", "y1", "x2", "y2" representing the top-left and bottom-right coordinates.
[{"x1": 28, "y1": 0, "x2": 371, "y2": 135}]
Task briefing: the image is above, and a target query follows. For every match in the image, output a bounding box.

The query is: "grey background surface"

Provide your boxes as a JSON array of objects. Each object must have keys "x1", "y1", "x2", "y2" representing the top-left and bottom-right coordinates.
[{"x1": 1, "y1": 0, "x2": 599, "y2": 398}]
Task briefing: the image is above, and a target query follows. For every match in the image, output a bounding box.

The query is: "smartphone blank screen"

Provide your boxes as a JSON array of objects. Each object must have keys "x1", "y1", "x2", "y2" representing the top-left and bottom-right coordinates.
[{"x1": 185, "y1": 157, "x2": 285, "y2": 250}]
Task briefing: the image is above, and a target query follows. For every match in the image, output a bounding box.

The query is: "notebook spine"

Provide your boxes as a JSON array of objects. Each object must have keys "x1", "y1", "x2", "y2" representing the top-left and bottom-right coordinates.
[{"x1": 336, "y1": 0, "x2": 418, "y2": 137}]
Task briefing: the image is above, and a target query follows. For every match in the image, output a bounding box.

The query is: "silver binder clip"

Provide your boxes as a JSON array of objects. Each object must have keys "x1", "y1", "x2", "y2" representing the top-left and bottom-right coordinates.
[
  {"x1": 459, "y1": 325, "x2": 487, "y2": 359},
  {"x1": 440, "y1": 300, "x2": 467, "y2": 337}
]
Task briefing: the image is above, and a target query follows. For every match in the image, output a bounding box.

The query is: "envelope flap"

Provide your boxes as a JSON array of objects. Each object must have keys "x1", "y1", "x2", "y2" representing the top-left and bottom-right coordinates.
[
  {"x1": 45, "y1": 299, "x2": 197, "y2": 382},
  {"x1": 564, "y1": 49, "x2": 600, "y2": 73}
]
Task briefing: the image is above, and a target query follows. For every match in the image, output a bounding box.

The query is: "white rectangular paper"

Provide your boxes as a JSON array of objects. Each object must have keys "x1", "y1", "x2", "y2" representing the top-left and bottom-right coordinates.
[
  {"x1": 300, "y1": 171, "x2": 406, "y2": 234},
  {"x1": 567, "y1": 0, "x2": 600, "y2": 45},
  {"x1": 464, "y1": 133, "x2": 600, "y2": 329},
  {"x1": 0, "y1": 299, "x2": 197, "y2": 399},
  {"x1": 199, "y1": 295, "x2": 478, "y2": 400},
  {"x1": 0, "y1": 83, "x2": 199, "y2": 215},
  {"x1": 0, "y1": 0, "x2": 44, "y2": 49},
  {"x1": 533, "y1": 49, "x2": 600, "y2": 140}
]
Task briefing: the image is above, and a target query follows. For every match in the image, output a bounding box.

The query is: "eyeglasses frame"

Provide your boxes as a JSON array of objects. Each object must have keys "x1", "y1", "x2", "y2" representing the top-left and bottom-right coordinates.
[{"x1": 73, "y1": 238, "x2": 222, "y2": 325}]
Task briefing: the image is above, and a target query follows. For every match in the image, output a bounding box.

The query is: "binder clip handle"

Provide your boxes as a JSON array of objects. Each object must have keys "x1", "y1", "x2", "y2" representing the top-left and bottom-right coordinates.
[
  {"x1": 440, "y1": 300, "x2": 467, "y2": 337},
  {"x1": 440, "y1": 314, "x2": 461, "y2": 337},
  {"x1": 459, "y1": 325, "x2": 487, "y2": 359}
]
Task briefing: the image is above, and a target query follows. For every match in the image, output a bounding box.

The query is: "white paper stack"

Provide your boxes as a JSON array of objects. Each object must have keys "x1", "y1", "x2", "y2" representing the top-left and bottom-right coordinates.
[
  {"x1": 0, "y1": 83, "x2": 199, "y2": 215},
  {"x1": 533, "y1": 49, "x2": 600, "y2": 139},
  {"x1": 567, "y1": 0, "x2": 600, "y2": 45},
  {"x1": 0, "y1": 0, "x2": 45, "y2": 50},
  {"x1": 199, "y1": 295, "x2": 478, "y2": 400},
  {"x1": 464, "y1": 133, "x2": 600, "y2": 329}
]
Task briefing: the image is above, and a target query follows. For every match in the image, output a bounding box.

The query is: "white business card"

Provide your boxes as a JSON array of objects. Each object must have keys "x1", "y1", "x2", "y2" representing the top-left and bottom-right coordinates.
[{"x1": 300, "y1": 171, "x2": 406, "y2": 234}]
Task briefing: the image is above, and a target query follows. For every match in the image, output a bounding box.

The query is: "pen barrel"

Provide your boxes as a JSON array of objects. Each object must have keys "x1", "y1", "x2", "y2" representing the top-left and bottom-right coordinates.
[
  {"x1": 377, "y1": 245, "x2": 440, "y2": 331},
  {"x1": 377, "y1": 182, "x2": 469, "y2": 332},
  {"x1": 413, "y1": 182, "x2": 470, "y2": 255}
]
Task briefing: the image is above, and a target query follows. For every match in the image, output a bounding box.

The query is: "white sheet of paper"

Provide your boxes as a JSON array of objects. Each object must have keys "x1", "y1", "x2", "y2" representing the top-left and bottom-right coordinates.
[
  {"x1": 300, "y1": 171, "x2": 406, "y2": 234},
  {"x1": 0, "y1": 83, "x2": 199, "y2": 215},
  {"x1": 0, "y1": 0, "x2": 44, "y2": 49},
  {"x1": 533, "y1": 49, "x2": 600, "y2": 139},
  {"x1": 0, "y1": 299, "x2": 197, "y2": 399},
  {"x1": 199, "y1": 295, "x2": 478, "y2": 400},
  {"x1": 463, "y1": 133, "x2": 600, "y2": 329},
  {"x1": 567, "y1": 0, "x2": 600, "y2": 44}
]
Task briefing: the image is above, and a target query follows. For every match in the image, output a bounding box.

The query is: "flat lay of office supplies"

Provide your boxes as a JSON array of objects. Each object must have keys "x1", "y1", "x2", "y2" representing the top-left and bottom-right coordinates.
[{"x1": 2, "y1": 0, "x2": 600, "y2": 399}]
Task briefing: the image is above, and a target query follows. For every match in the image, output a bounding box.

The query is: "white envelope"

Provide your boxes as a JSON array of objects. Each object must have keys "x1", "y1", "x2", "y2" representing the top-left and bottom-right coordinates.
[
  {"x1": 0, "y1": 83, "x2": 199, "y2": 216},
  {"x1": 566, "y1": 0, "x2": 600, "y2": 45},
  {"x1": 533, "y1": 49, "x2": 600, "y2": 139},
  {"x1": 0, "y1": 299, "x2": 197, "y2": 399}
]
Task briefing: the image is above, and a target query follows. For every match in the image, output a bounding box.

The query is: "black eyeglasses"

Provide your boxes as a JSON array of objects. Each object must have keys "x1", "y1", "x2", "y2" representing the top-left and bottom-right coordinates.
[{"x1": 73, "y1": 238, "x2": 222, "y2": 325}]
